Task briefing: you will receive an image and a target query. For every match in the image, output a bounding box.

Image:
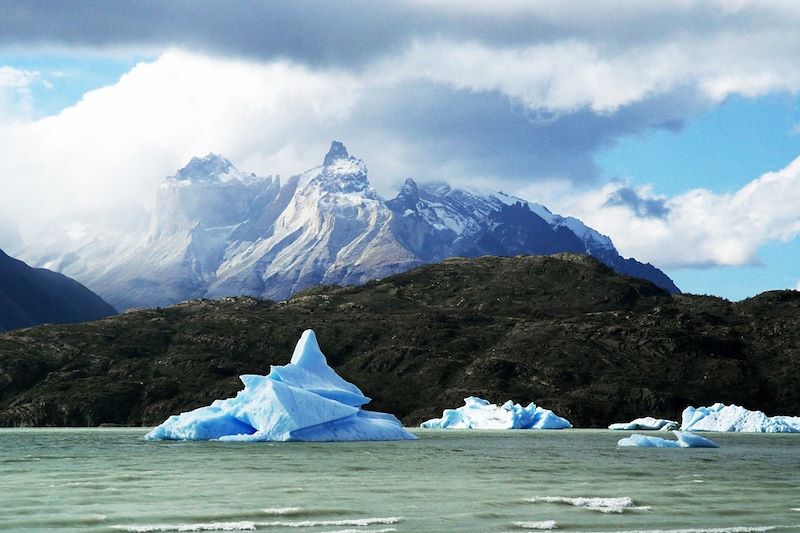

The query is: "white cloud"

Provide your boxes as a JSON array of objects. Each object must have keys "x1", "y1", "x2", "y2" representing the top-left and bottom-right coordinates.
[
  {"x1": 4, "y1": 12, "x2": 800, "y2": 265},
  {"x1": 0, "y1": 51, "x2": 361, "y2": 237},
  {"x1": 0, "y1": 66, "x2": 39, "y2": 89},
  {"x1": 380, "y1": 30, "x2": 800, "y2": 115},
  {"x1": 0, "y1": 66, "x2": 41, "y2": 120},
  {"x1": 539, "y1": 157, "x2": 800, "y2": 269}
]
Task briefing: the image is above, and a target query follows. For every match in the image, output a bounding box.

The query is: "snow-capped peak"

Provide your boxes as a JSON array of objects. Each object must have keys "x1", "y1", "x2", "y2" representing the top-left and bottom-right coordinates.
[
  {"x1": 173, "y1": 153, "x2": 236, "y2": 182},
  {"x1": 298, "y1": 141, "x2": 372, "y2": 196},
  {"x1": 20, "y1": 141, "x2": 679, "y2": 311},
  {"x1": 323, "y1": 140, "x2": 350, "y2": 166}
]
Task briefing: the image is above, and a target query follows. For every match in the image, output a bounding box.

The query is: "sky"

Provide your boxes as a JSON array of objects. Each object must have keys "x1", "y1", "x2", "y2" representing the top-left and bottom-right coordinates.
[{"x1": 1, "y1": 1, "x2": 800, "y2": 299}]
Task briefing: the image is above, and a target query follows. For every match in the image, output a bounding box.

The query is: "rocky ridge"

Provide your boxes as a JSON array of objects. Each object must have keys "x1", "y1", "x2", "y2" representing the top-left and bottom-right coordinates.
[{"x1": 0, "y1": 254, "x2": 795, "y2": 428}]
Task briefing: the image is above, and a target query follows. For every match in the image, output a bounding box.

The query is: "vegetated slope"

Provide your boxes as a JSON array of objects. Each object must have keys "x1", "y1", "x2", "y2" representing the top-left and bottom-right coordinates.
[
  {"x1": 0, "y1": 249, "x2": 116, "y2": 332},
  {"x1": 0, "y1": 254, "x2": 796, "y2": 428}
]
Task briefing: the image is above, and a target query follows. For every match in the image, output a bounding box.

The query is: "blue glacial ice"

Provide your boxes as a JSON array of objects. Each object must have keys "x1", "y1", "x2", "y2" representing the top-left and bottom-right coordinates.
[
  {"x1": 608, "y1": 416, "x2": 679, "y2": 431},
  {"x1": 145, "y1": 330, "x2": 416, "y2": 441},
  {"x1": 680, "y1": 403, "x2": 800, "y2": 433},
  {"x1": 618, "y1": 430, "x2": 718, "y2": 448},
  {"x1": 420, "y1": 396, "x2": 572, "y2": 429}
]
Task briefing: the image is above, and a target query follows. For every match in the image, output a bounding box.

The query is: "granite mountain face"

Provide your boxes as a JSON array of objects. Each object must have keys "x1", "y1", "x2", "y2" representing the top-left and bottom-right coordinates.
[{"x1": 19, "y1": 142, "x2": 678, "y2": 310}]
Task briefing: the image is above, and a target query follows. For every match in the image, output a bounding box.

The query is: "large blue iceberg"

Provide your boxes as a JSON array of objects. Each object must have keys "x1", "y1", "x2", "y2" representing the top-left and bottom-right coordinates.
[
  {"x1": 618, "y1": 430, "x2": 719, "y2": 448},
  {"x1": 421, "y1": 397, "x2": 572, "y2": 429},
  {"x1": 680, "y1": 403, "x2": 800, "y2": 433},
  {"x1": 145, "y1": 330, "x2": 416, "y2": 441}
]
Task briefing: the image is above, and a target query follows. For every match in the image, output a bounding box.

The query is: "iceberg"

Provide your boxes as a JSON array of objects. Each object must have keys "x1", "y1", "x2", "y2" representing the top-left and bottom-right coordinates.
[
  {"x1": 618, "y1": 430, "x2": 718, "y2": 448},
  {"x1": 608, "y1": 416, "x2": 678, "y2": 431},
  {"x1": 681, "y1": 403, "x2": 800, "y2": 433},
  {"x1": 145, "y1": 330, "x2": 416, "y2": 441},
  {"x1": 420, "y1": 397, "x2": 572, "y2": 430}
]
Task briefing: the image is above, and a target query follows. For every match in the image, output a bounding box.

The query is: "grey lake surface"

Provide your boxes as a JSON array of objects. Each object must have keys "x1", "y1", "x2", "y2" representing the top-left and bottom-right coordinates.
[{"x1": 1, "y1": 428, "x2": 799, "y2": 532}]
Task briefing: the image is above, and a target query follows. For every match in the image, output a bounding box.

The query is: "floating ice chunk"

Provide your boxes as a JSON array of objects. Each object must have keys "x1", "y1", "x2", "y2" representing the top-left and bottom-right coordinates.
[
  {"x1": 420, "y1": 397, "x2": 571, "y2": 429},
  {"x1": 681, "y1": 403, "x2": 800, "y2": 433},
  {"x1": 618, "y1": 430, "x2": 718, "y2": 448},
  {"x1": 617, "y1": 434, "x2": 680, "y2": 448},
  {"x1": 608, "y1": 416, "x2": 679, "y2": 431},
  {"x1": 145, "y1": 330, "x2": 416, "y2": 442},
  {"x1": 673, "y1": 431, "x2": 719, "y2": 448}
]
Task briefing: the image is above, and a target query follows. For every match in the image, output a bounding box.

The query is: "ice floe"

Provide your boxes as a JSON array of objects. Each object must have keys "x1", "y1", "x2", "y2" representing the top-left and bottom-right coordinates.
[
  {"x1": 609, "y1": 416, "x2": 679, "y2": 431},
  {"x1": 617, "y1": 430, "x2": 718, "y2": 448},
  {"x1": 681, "y1": 403, "x2": 800, "y2": 433},
  {"x1": 145, "y1": 330, "x2": 416, "y2": 442},
  {"x1": 420, "y1": 397, "x2": 571, "y2": 429}
]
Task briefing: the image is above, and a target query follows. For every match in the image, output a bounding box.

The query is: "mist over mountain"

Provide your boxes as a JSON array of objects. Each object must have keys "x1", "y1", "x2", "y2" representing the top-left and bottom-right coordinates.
[
  {"x1": 0, "y1": 248, "x2": 116, "y2": 331},
  {"x1": 18, "y1": 142, "x2": 678, "y2": 310}
]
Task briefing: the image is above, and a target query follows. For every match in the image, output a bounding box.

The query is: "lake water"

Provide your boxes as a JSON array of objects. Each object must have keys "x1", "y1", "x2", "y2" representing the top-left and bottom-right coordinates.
[{"x1": 1, "y1": 428, "x2": 799, "y2": 532}]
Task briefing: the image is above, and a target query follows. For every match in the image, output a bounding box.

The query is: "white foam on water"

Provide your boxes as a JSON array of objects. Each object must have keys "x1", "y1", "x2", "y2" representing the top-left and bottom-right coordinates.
[
  {"x1": 257, "y1": 517, "x2": 403, "y2": 528},
  {"x1": 512, "y1": 520, "x2": 558, "y2": 529},
  {"x1": 526, "y1": 496, "x2": 650, "y2": 513},
  {"x1": 110, "y1": 522, "x2": 256, "y2": 532},
  {"x1": 590, "y1": 526, "x2": 791, "y2": 533},
  {"x1": 261, "y1": 507, "x2": 304, "y2": 516},
  {"x1": 317, "y1": 529, "x2": 396, "y2": 533},
  {"x1": 112, "y1": 516, "x2": 403, "y2": 531},
  {"x1": 792, "y1": 509, "x2": 800, "y2": 512}
]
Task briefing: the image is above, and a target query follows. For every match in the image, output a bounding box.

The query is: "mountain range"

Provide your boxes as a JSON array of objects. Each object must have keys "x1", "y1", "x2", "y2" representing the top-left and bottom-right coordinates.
[
  {"x1": 0, "y1": 248, "x2": 116, "y2": 331},
  {"x1": 18, "y1": 141, "x2": 678, "y2": 310}
]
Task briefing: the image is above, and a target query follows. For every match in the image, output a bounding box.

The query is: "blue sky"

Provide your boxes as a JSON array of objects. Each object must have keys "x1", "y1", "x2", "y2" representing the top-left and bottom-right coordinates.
[
  {"x1": 597, "y1": 94, "x2": 800, "y2": 197},
  {"x1": 2, "y1": 1, "x2": 800, "y2": 300},
  {"x1": 596, "y1": 94, "x2": 800, "y2": 299},
  {"x1": 0, "y1": 53, "x2": 146, "y2": 117}
]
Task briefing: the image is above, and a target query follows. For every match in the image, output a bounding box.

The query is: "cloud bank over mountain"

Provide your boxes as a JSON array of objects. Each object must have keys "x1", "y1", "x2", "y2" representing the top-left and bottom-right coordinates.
[
  {"x1": 552, "y1": 157, "x2": 800, "y2": 268},
  {"x1": 2, "y1": 1, "x2": 800, "y2": 278}
]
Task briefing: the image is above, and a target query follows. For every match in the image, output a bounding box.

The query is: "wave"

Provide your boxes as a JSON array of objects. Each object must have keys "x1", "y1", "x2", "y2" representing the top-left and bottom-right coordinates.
[
  {"x1": 261, "y1": 508, "x2": 304, "y2": 516},
  {"x1": 590, "y1": 527, "x2": 789, "y2": 533},
  {"x1": 511, "y1": 520, "x2": 558, "y2": 529},
  {"x1": 317, "y1": 529, "x2": 397, "y2": 533},
  {"x1": 111, "y1": 516, "x2": 403, "y2": 532},
  {"x1": 258, "y1": 517, "x2": 403, "y2": 527},
  {"x1": 526, "y1": 496, "x2": 650, "y2": 513},
  {"x1": 110, "y1": 522, "x2": 257, "y2": 532}
]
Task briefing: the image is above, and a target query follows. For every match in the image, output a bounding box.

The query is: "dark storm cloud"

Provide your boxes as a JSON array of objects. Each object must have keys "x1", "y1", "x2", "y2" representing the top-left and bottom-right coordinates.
[
  {"x1": 605, "y1": 186, "x2": 670, "y2": 218},
  {"x1": 346, "y1": 81, "x2": 702, "y2": 184},
  {"x1": 3, "y1": 1, "x2": 792, "y2": 189},
  {"x1": 1, "y1": 1, "x2": 791, "y2": 68}
]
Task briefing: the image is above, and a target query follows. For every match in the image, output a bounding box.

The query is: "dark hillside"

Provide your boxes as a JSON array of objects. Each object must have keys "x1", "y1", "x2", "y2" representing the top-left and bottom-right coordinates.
[{"x1": 0, "y1": 254, "x2": 796, "y2": 427}]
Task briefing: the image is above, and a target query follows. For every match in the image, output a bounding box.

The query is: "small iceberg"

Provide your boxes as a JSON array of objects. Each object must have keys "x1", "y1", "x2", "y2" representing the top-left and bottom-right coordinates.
[
  {"x1": 618, "y1": 430, "x2": 718, "y2": 448},
  {"x1": 608, "y1": 416, "x2": 678, "y2": 431},
  {"x1": 145, "y1": 330, "x2": 416, "y2": 441},
  {"x1": 680, "y1": 403, "x2": 800, "y2": 433},
  {"x1": 421, "y1": 396, "x2": 572, "y2": 429}
]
